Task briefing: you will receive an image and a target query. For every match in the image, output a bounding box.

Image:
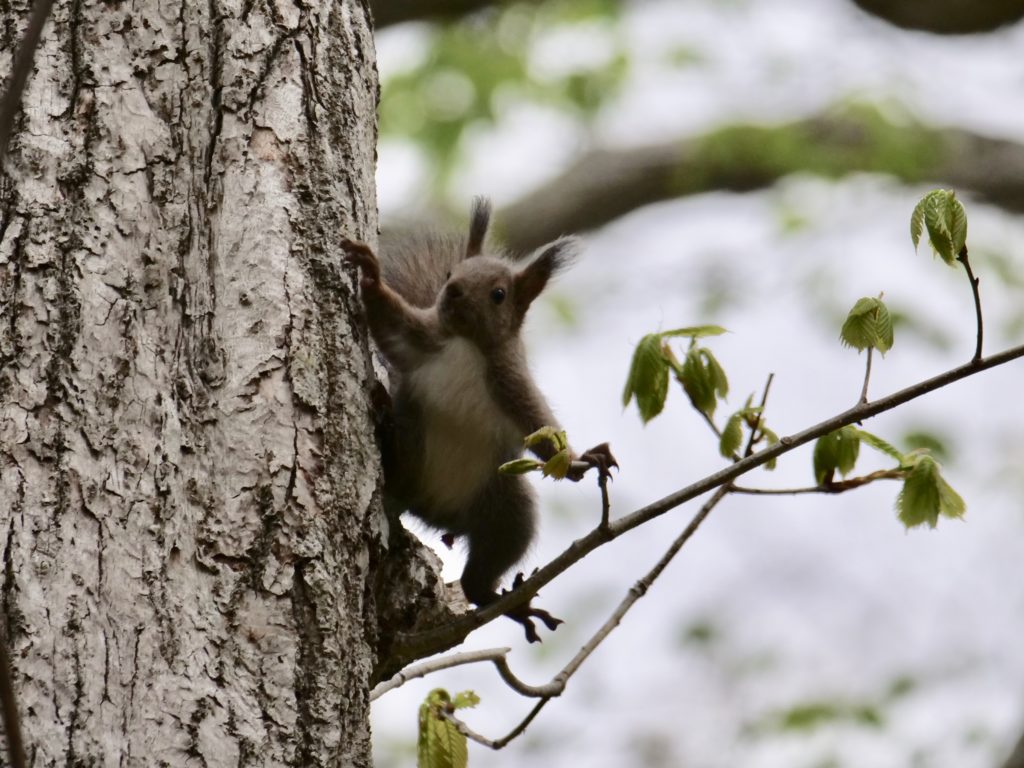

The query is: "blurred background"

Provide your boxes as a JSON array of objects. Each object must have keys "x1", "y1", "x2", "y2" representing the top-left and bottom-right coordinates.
[{"x1": 367, "y1": 1, "x2": 1024, "y2": 766}]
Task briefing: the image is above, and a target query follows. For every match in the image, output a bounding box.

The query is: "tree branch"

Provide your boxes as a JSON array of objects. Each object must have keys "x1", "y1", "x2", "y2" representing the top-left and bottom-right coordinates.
[
  {"x1": 381, "y1": 341, "x2": 1024, "y2": 670},
  {"x1": 373, "y1": 0, "x2": 1024, "y2": 33},
  {"x1": 495, "y1": 114, "x2": 1024, "y2": 252}
]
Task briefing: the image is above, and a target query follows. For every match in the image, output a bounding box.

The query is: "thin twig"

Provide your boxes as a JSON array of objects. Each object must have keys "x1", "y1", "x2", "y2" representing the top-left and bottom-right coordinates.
[
  {"x1": 442, "y1": 697, "x2": 551, "y2": 750},
  {"x1": 859, "y1": 347, "x2": 874, "y2": 404},
  {"x1": 370, "y1": 648, "x2": 513, "y2": 700},
  {"x1": 387, "y1": 341, "x2": 1024, "y2": 664},
  {"x1": 744, "y1": 373, "x2": 775, "y2": 458},
  {"x1": 0, "y1": 0, "x2": 55, "y2": 164},
  {"x1": 958, "y1": 245, "x2": 984, "y2": 362},
  {"x1": 0, "y1": 4, "x2": 57, "y2": 767},
  {"x1": 732, "y1": 468, "x2": 905, "y2": 495}
]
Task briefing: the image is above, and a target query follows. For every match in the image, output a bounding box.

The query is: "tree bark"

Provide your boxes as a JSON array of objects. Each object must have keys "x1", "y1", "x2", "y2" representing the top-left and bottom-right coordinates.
[{"x1": 0, "y1": 1, "x2": 396, "y2": 765}]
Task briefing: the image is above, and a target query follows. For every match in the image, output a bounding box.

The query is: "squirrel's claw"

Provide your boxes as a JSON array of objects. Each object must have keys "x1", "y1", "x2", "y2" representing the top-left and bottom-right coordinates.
[
  {"x1": 568, "y1": 442, "x2": 619, "y2": 482},
  {"x1": 501, "y1": 572, "x2": 564, "y2": 643},
  {"x1": 341, "y1": 238, "x2": 381, "y2": 286}
]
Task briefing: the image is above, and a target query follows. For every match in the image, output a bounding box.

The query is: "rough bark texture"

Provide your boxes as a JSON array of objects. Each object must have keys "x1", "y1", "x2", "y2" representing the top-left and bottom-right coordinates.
[{"x1": 0, "y1": 1, "x2": 389, "y2": 765}]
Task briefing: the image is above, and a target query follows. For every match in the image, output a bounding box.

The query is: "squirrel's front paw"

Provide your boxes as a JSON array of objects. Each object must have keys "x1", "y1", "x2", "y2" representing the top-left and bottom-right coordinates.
[
  {"x1": 341, "y1": 238, "x2": 381, "y2": 287},
  {"x1": 568, "y1": 442, "x2": 619, "y2": 482}
]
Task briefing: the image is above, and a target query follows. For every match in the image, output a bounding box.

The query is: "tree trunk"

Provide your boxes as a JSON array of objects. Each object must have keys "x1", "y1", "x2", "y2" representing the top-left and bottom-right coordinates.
[{"x1": 0, "y1": 1, "x2": 386, "y2": 764}]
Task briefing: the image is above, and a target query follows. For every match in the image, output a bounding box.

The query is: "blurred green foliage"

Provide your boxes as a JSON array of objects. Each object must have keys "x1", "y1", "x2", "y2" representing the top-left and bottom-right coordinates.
[{"x1": 380, "y1": 0, "x2": 628, "y2": 189}]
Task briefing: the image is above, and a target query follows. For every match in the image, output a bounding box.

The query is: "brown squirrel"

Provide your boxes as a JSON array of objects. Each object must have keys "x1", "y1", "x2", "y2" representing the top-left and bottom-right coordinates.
[{"x1": 344, "y1": 198, "x2": 614, "y2": 642}]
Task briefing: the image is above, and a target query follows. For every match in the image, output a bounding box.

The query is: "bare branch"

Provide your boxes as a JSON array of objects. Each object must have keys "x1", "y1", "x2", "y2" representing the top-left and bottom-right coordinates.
[
  {"x1": 732, "y1": 468, "x2": 906, "y2": 495},
  {"x1": 441, "y1": 697, "x2": 551, "y2": 750},
  {"x1": 370, "y1": 647, "x2": 512, "y2": 700}
]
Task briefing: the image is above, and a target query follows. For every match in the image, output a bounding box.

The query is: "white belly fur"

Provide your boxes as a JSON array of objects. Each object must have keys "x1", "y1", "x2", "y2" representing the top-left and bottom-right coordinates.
[{"x1": 405, "y1": 337, "x2": 522, "y2": 512}]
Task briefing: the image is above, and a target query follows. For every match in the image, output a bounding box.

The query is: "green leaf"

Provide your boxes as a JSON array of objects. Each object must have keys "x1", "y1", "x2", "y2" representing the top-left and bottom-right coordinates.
[
  {"x1": 896, "y1": 455, "x2": 966, "y2": 528},
  {"x1": 542, "y1": 449, "x2": 572, "y2": 479},
  {"x1": 840, "y1": 297, "x2": 894, "y2": 354},
  {"x1": 418, "y1": 689, "x2": 469, "y2": 768},
  {"x1": 910, "y1": 198, "x2": 925, "y2": 250},
  {"x1": 524, "y1": 426, "x2": 567, "y2": 453},
  {"x1": 761, "y1": 426, "x2": 780, "y2": 470},
  {"x1": 658, "y1": 325, "x2": 728, "y2": 340},
  {"x1": 622, "y1": 333, "x2": 670, "y2": 423},
  {"x1": 719, "y1": 412, "x2": 744, "y2": 458},
  {"x1": 498, "y1": 458, "x2": 543, "y2": 475},
  {"x1": 679, "y1": 347, "x2": 729, "y2": 418},
  {"x1": 853, "y1": 429, "x2": 905, "y2": 463},
  {"x1": 813, "y1": 426, "x2": 861, "y2": 484},
  {"x1": 912, "y1": 189, "x2": 967, "y2": 265},
  {"x1": 451, "y1": 691, "x2": 480, "y2": 710}
]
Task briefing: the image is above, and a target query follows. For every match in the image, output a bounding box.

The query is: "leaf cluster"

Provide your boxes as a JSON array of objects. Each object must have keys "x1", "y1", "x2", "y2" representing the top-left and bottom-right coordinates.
[
  {"x1": 840, "y1": 296, "x2": 893, "y2": 353},
  {"x1": 812, "y1": 427, "x2": 964, "y2": 528},
  {"x1": 380, "y1": 0, "x2": 628, "y2": 187},
  {"x1": 499, "y1": 426, "x2": 573, "y2": 478},
  {"x1": 621, "y1": 326, "x2": 727, "y2": 424}
]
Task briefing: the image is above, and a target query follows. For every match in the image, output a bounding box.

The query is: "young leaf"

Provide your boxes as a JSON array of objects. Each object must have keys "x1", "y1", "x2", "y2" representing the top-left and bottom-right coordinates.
[
  {"x1": 524, "y1": 426, "x2": 567, "y2": 453},
  {"x1": 659, "y1": 325, "x2": 728, "y2": 340},
  {"x1": 679, "y1": 347, "x2": 729, "y2": 418},
  {"x1": 761, "y1": 426, "x2": 780, "y2": 470},
  {"x1": 813, "y1": 426, "x2": 861, "y2": 484},
  {"x1": 719, "y1": 412, "x2": 744, "y2": 458},
  {"x1": 913, "y1": 189, "x2": 967, "y2": 265},
  {"x1": 840, "y1": 297, "x2": 893, "y2": 354},
  {"x1": 853, "y1": 429, "x2": 904, "y2": 463},
  {"x1": 896, "y1": 455, "x2": 966, "y2": 528},
  {"x1": 623, "y1": 333, "x2": 670, "y2": 423},
  {"x1": 418, "y1": 689, "x2": 469, "y2": 768},
  {"x1": 452, "y1": 691, "x2": 481, "y2": 710},
  {"x1": 542, "y1": 449, "x2": 572, "y2": 479},
  {"x1": 498, "y1": 458, "x2": 543, "y2": 475}
]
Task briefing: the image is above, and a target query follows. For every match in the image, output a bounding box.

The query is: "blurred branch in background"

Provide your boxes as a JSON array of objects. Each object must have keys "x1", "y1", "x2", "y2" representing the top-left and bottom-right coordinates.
[
  {"x1": 373, "y1": 0, "x2": 1024, "y2": 33},
  {"x1": 492, "y1": 108, "x2": 1024, "y2": 252}
]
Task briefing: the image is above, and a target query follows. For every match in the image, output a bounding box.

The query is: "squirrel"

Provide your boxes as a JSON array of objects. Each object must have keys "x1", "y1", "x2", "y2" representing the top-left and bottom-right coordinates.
[{"x1": 343, "y1": 197, "x2": 615, "y2": 642}]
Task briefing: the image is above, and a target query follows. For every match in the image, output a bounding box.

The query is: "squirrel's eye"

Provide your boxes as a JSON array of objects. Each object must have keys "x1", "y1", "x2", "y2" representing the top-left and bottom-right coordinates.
[{"x1": 490, "y1": 287, "x2": 506, "y2": 305}]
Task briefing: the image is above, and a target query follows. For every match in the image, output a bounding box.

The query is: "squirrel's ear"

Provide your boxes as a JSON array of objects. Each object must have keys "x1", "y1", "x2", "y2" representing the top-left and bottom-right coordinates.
[
  {"x1": 466, "y1": 196, "x2": 492, "y2": 258},
  {"x1": 514, "y1": 236, "x2": 579, "y2": 314}
]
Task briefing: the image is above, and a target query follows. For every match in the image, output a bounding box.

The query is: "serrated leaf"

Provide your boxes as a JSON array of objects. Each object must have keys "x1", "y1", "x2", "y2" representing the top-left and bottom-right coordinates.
[
  {"x1": 916, "y1": 189, "x2": 965, "y2": 265},
  {"x1": 623, "y1": 333, "x2": 670, "y2": 423},
  {"x1": 853, "y1": 429, "x2": 904, "y2": 463},
  {"x1": 840, "y1": 297, "x2": 893, "y2": 353},
  {"x1": 542, "y1": 449, "x2": 572, "y2": 479},
  {"x1": 524, "y1": 426, "x2": 567, "y2": 453},
  {"x1": 910, "y1": 199, "x2": 925, "y2": 250},
  {"x1": 680, "y1": 346, "x2": 716, "y2": 417},
  {"x1": 896, "y1": 455, "x2": 965, "y2": 528},
  {"x1": 658, "y1": 324, "x2": 728, "y2": 340},
  {"x1": 719, "y1": 412, "x2": 743, "y2": 458},
  {"x1": 498, "y1": 458, "x2": 543, "y2": 475},
  {"x1": 702, "y1": 349, "x2": 730, "y2": 399},
  {"x1": 813, "y1": 426, "x2": 860, "y2": 484}
]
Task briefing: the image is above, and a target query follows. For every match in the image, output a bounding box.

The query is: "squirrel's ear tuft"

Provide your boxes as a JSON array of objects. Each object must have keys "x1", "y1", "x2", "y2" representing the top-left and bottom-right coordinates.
[
  {"x1": 514, "y1": 236, "x2": 580, "y2": 314},
  {"x1": 466, "y1": 196, "x2": 493, "y2": 258}
]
